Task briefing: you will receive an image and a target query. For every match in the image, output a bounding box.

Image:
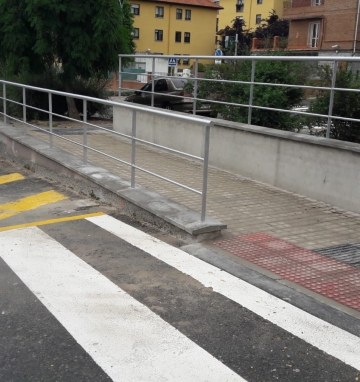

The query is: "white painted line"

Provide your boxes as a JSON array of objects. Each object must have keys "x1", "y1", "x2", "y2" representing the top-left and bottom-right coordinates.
[
  {"x1": 87, "y1": 214, "x2": 360, "y2": 371},
  {"x1": 0, "y1": 227, "x2": 244, "y2": 382}
]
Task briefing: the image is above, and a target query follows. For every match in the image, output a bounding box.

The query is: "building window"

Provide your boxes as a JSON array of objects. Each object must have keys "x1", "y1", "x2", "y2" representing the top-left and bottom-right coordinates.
[
  {"x1": 257, "y1": 0, "x2": 262, "y2": 3},
  {"x1": 175, "y1": 31, "x2": 181, "y2": 42},
  {"x1": 183, "y1": 55, "x2": 190, "y2": 65},
  {"x1": 131, "y1": 4, "x2": 140, "y2": 15},
  {"x1": 176, "y1": 9, "x2": 182, "y2": 19},
  {"x1": 185, "y1": 9, "x2": 191, "y2": 20},
  {"x1": 216, "y1": 18, "x2": 219, "y2": 32},
  {"x1": 184, "y1": 32, "x2": 190, "y2": 43},
  {"x1": 133, "y1": 28, "x2": 139, "y2": 39},
  {"x1": 155, "y1": 29, "x2": 163, "y2": 41},
  {"x1": 255, "y1": 14, "x2": 261, "y2": 24},
  {"x1": 155, "y1": 6, "x2": 164, "y2": 18},
  {"x1": 311, "y1": 0, "x2": 322, "y2": 5},
  {"x1": 236, "y1": 0, "x2": 244, "y2": 13},
  {"x1": 308, "y1": 22, "x2": 320, "y2": 47}
]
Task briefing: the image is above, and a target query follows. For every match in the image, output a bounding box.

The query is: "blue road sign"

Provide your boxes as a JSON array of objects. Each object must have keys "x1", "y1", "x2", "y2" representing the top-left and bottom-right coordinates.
[
  {"x1": 215, "y1": 49, "x2": 223, "y2": 56},
  {"x1": 168, "y1": 58, "x2": 177, "y2": 67}
]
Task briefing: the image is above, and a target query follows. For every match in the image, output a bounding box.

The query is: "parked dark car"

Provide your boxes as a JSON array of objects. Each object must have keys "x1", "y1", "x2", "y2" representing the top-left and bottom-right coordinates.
[{"x1": 124, "y1": 78, "x2": 210, "y2": 115}]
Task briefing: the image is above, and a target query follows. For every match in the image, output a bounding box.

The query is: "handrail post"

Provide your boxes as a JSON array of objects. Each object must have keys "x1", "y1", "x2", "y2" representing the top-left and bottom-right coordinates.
[
  {"x1": 151, "y1": 58, "x2": 155, "y2": 107},
  {"x1": 248, "y1": 59, "x2": 256, "y2": 125},
  {"x1": 23, "y1": 88, "x2": 26, "y2": 134},
  {"x1": 119, "y1": 56, "x2": 122, "y2": 97},
  {"x1": 131, "y1": 110, "x2": 137, "y2": 188},
  {"x1": 3, "y1": 83, "x2": 7, "y2": 125},
  {"x1": 48, "y1": 92, "x2": 53, "y2": 148},
  {"x1": 193, "y1": 58, "x2": 199, "y2": 115},
  {"x1": 326, "y1": 60, "x2": 338, "y2": 139},
  {"x1": 201, "y1": 123, "x2": 211, "y2": 222},
  {"x1": 83, "y1": 99, "x2": 87, "y2": 163}
]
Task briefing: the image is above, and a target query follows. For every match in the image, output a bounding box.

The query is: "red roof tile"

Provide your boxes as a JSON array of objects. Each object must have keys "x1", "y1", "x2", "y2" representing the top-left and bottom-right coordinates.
[{"x1": 141, "y1": 0, "x2": 223, "y2": 9}]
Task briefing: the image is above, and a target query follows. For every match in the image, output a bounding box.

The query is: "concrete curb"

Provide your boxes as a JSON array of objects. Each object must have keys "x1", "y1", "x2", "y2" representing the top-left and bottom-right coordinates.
[{"x1": 0, "y1": 124, "x2": 226, "y2": 242}]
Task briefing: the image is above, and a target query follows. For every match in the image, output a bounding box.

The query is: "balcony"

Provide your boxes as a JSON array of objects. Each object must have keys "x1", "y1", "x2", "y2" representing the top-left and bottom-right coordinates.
[{"x1": 287, "y1": 36, "x2": 319, "y2": 50}]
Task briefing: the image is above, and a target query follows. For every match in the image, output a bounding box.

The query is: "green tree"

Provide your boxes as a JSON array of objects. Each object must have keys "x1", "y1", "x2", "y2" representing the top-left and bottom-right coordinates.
[
  {"x1": 0, "y1": 0, "x2": 134, "y2": 118},
  {"x1": 308, "y1": 64, "x2": 360, "y2": 143},
  {"x1": 196, "y1": 53, "x2": 307, "y2": 131},
  {"x1": 219, "y1": 18, "x2": 252, "y2": 56},
  {"x1": 254, "y1": 11, "x2": 289, "y2": 40}
]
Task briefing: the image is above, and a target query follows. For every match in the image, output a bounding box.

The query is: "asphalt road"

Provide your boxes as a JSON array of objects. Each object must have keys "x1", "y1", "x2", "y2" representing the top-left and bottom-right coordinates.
[{"x1": 1, "y1": 158, "x2": 359, "y2": 382}]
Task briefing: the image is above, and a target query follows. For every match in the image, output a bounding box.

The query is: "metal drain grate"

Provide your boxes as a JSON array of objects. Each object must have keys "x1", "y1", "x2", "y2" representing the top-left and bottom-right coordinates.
[{"x1": 314, "y1": 243, "x2": 360, "y2": 269}]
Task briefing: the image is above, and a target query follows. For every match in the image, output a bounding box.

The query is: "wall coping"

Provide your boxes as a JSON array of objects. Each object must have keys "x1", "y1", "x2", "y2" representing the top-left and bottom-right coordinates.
[{"x1": 212, "y1": 118, "x2": 360, "y2": 154}]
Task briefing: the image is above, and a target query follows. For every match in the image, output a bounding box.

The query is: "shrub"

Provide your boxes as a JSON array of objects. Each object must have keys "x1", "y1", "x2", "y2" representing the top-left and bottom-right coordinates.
[
  {"x1": 307, "y1": 64, "x2": 360, "y2": 143},
  {"x1": 194, "y1": 53, "x2": 309, "y2": 131}
]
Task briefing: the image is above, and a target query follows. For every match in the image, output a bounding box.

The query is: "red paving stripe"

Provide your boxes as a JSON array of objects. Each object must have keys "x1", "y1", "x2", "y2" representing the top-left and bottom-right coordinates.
[{"x1": 214, "y1": 233, "x2": 360, "y2": 312}]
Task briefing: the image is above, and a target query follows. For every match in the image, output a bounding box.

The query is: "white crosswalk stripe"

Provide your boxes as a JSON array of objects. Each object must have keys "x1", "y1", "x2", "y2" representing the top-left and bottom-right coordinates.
[
  {"x1": 87, "y1": 214, "x2": 360, "y2": 371},
  {"x1": 0, "y1": 226, "x2": 245, "y2": 382}
]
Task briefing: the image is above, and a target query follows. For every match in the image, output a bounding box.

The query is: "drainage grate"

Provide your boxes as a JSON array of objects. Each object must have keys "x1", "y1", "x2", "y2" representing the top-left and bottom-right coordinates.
[{"x1": 314, "y1": 243, "x2": 360, "y2": 269}]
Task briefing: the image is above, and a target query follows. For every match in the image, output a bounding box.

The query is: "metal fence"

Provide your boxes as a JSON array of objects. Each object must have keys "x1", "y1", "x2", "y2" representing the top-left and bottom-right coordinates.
[
  {"x1": 119, "y1": 54, "x2": 360, "y2": 141},
  {"x1": 0, "y1": 79, "x2": 213, "y2": 222}
]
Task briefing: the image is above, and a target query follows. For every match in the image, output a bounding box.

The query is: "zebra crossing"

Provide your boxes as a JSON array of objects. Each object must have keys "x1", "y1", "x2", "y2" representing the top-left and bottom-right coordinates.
[{"x1": 1, "y1": 167, "x2": 360, "y2": 381}]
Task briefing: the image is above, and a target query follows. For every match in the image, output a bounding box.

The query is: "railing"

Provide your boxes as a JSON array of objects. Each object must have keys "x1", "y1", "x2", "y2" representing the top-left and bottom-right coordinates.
[
  {"x1": 0, "y1": 79, "x2": 213, "y2": 222},
  {"x1": 118, "y1": 54, "x2": 360, "y2": 141}
]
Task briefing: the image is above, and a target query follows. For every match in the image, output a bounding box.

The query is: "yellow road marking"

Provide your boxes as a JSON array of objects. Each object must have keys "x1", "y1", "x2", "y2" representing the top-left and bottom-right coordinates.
[
  {"x1": 0, "y1": 173, "x2": 25, "y2": 185},
  {"x1": 0, "y1": 190, "x2": 67, "y2": 221},
  {"x1": 0, "y1": 212, "x2": 105, "y2": 232}
]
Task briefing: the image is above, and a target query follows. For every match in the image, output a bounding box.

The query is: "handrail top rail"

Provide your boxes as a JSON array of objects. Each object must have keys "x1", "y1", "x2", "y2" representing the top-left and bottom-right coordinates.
[
  {"x1": 0, "y1": 79, "x2": 213, "y2": 127},
  {"x1": 119, "y1": 54, "x2": 360, "y2": 62}
]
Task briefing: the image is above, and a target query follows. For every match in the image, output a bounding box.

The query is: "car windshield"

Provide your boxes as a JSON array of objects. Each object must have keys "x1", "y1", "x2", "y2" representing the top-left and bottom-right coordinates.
[{"x1": 140, "y1": 82, "x2": 152, "y2": 92}]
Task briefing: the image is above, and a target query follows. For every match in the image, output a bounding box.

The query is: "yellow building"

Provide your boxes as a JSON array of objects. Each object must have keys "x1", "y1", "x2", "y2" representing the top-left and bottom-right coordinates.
[
  {"x1": 130, "y1": 0, "x2": 222, "y2": 68},
  {"x1": 215, "y1": 0, "x2": 284, "y2": 33}
]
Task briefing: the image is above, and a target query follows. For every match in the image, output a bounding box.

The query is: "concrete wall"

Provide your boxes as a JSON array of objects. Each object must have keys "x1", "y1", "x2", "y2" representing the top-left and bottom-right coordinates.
[{"x1": 114, "y1": 105, "x2": 360, "y2": 214}]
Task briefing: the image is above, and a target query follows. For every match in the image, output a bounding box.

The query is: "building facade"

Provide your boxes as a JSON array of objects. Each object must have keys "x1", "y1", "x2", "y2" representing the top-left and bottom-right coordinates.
[
  {"x1": 215, "y1": 0, "x2": 284, "y2": 34},
  {"x1": 130, "y1": 0, "x2": 222, "y2": 68},
  {"x1": 283, "y1": 0, "x2": 360, "y2": 56}
]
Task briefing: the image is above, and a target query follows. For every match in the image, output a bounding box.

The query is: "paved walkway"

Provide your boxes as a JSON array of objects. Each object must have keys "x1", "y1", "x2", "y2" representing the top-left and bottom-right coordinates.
[{"x1": 27, "y1": 123, "x2": 360, "y2": 314}]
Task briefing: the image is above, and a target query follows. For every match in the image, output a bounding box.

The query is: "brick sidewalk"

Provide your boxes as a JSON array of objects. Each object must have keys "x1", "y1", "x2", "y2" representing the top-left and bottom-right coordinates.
[{"x1": 28, "y1": 126, "x2": 360, "y2": 313}]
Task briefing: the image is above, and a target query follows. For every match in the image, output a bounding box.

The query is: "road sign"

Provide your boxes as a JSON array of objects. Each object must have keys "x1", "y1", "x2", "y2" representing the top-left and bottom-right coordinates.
[
  {"x1": 168, "y1": 58, "x2": 177, "y2": 67},
  {"x1": 215, "y1": 49, "x2": 223, "y2": 56}
]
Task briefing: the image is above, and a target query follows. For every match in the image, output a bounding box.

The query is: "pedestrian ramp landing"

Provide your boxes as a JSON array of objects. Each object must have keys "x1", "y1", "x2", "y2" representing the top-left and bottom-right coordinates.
[{"x1": 22, "y1": 124, "x2": 360, "y2": 252}]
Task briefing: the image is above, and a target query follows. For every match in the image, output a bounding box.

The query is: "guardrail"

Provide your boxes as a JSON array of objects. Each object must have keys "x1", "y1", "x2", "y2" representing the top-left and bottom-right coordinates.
[
  {"x1": 118, "y1": 54, "x2": 360, "y2": 141},
  {"x1": 0, "y1": 79, "x2": 213, "y2": 222}
]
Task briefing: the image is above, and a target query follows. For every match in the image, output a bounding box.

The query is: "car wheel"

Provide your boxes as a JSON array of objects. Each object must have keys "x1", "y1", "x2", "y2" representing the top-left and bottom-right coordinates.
[{"x1": 162, "y1": 102, "x2": 173, "y2": 110}]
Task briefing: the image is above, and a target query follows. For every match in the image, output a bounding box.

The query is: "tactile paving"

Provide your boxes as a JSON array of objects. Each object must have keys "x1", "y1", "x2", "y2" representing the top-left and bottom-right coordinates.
[{"x1": 214, "y1": 233, "x2": 360, "y2": 312}]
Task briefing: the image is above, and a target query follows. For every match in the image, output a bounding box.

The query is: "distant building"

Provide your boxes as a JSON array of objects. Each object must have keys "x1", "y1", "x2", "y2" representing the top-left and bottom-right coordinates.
[
  {"x1": 214, "y1": 0, "x2": 284, "y2": 35},
  {"x1": 283, "y1": 0, "x2": 360, "y2": 56},
  {"x1": 129, "y1": 0, "x2": 222, "y2": 69}
]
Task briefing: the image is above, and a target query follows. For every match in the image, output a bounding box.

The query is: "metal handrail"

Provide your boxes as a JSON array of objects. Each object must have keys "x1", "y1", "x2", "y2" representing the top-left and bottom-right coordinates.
[
  {"x1": 0, "y1": 79, "x2": 213, "y2": 222},
  {"x1": 119, "y1": 54, "x2": 360, "y2": 140}
]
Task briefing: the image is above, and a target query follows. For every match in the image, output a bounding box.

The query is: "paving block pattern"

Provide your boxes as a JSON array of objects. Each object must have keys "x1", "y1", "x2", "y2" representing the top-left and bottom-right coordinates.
[{"x1": 214, "y1": 233, "x2": 360, "y2": 312}]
